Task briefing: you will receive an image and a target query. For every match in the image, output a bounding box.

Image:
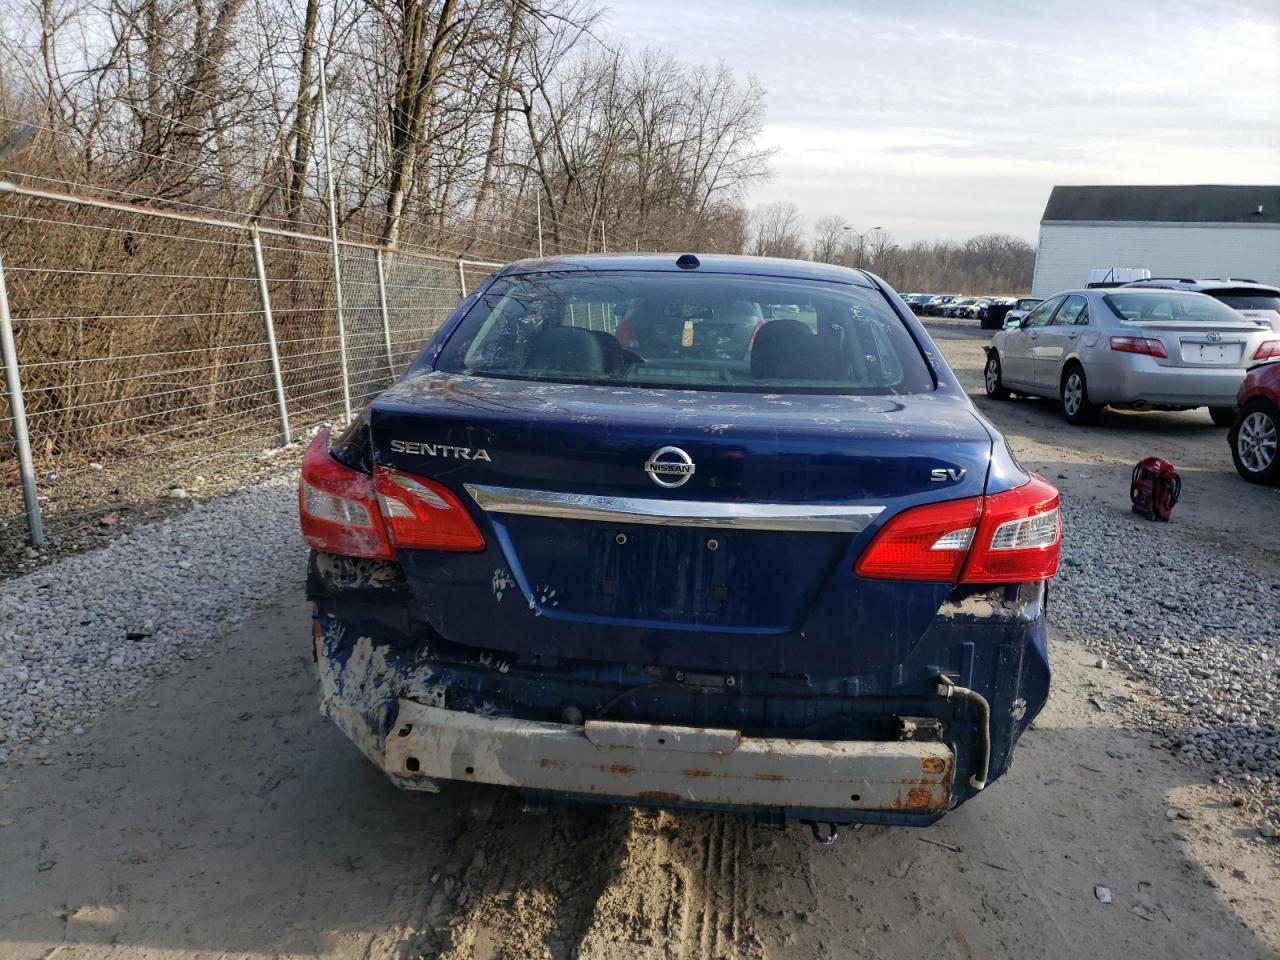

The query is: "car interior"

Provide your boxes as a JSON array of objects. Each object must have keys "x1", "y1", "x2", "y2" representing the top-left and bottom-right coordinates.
[{"x1": 456, "y1": 281, "x2": 925, "y2": 392}]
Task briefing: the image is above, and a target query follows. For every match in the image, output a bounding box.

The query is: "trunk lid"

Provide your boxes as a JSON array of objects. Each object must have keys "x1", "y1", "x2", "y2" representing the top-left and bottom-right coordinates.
[
  {"x1": 368, "y1": 372, "x2": 995, "y2": 676},
  {"x1": 1130, "y1": 318, "x2": 1266, "y2": 368}
]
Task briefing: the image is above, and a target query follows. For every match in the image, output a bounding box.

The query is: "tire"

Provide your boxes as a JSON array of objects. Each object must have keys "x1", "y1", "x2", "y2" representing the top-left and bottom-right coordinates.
[
  {"x1": 1229, "y1": 399, "x2": 1280, "y2": 484},
  {"x1": 1209, "y1": 405, "x2": 1237, "y2": 428},
  {"x1": 1060, "y1": 364, "x2": 1101, "y2": 425},
  {"x1": 984, "y1": 351, "x2": 1010, "y2": 400}
]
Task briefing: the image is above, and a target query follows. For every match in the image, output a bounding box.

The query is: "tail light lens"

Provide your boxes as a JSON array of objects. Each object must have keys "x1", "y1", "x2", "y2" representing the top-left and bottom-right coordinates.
[
  {"x1": 856, "y1": 476, "x2": 1061, "y2": 584},
  {"x1": 298, "y1": 430, "x2": 485, "y2": 557},
  {"x1": 299, "y1": 430, "x2": 393, "y2": 559},
  {"x1": 1109, "y1": 335, "x2": 1167, "y2": 358},
  {"x1": 616, "y1": 316, "x2": 639, "y2": 349},
  {"x1": 1253, "y1": 340, "x2": 1280, "y2": 361},
  {"x1": 373, "y1": 466, "x2": 485, "y2": 552},
  {"x1": 853, "y1": 497, "x2": 982, "y2": 581}
]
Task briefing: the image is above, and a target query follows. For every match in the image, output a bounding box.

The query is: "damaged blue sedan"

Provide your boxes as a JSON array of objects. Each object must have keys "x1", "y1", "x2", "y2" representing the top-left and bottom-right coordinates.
[{"x1": 299, "y1": 254, "x2": 1060, "y2": 840}]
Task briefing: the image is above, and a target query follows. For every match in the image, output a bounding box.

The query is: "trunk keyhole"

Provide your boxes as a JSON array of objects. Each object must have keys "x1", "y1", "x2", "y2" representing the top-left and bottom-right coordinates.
[
  {"x1": 615, "y1": 533, "x2": 627, "y2": 545},
  {"x1": 706, "y1": 538, "x2": 719, "y2": 551}
]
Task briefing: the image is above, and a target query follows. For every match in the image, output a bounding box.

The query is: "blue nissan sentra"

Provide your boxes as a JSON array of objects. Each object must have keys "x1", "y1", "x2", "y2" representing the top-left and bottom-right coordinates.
[{"x1": 299, "y1": 253, "x2": 1060, "y2": 840}]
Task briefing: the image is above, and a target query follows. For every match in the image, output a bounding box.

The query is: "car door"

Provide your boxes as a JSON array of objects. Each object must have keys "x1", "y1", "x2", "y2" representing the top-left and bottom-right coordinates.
[
  {"x1": 1033, "y1": 294, "x2": 1088, "y2": 388},
  {"x1": 1003, "y1": 295, "x2": 1064, "y2": 389}
]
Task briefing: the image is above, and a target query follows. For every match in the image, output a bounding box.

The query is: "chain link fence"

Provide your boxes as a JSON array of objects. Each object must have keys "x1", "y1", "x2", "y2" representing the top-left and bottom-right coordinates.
[{"x1": 0, "y1": 182, "x2": 501, "y2": 549}]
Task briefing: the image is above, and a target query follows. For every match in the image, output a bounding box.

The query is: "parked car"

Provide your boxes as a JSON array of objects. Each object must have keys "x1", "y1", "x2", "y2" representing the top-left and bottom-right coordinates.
[
  {"x1": 1086, "y1": 267, "x2": 1151, "y2": 288},
  {"x1": 299, "y1": 253, "x2": 1060, "y2": 835},
  {"x1": 984, "y1": 288, "x2": 1275, "y2": 425},
  {"x1": 922, "y1": 295, "x2": 956, "y2": 316},
  {"x1": 1123, "y1": 278, "x2": 1280, "y2": 332},
  {"x1": 983, "y1": 297, "x2": 1027, "y2": 330},
  {"x1": 1228, "y1": 358, "x2": 1280, "y2": 484},
  {"x1": 944, "y1": 297, "x2": 981, "y2": 318},
  {"x1": 954, "y1": 298, "x2": 991, "y2": 320}
]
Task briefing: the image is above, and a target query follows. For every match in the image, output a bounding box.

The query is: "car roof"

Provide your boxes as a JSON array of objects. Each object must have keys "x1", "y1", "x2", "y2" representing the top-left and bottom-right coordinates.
[
  {"x1": 495, "y1": 253, "x2": 877, "y2": 287},
  {"x1": 1123, "y1": 278, "x2": 1280, "y2": 294}
]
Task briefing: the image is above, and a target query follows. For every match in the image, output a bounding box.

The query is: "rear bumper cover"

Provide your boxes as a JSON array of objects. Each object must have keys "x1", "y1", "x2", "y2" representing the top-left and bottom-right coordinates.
[
  {"x1": 307, "y1": 551, "x2": 1049, "y2": 825},
  {"x1": 1088, "y1": 354, "x2": 1245, "y2": 406},
  {"x1": 383, "y1": 700, "x2": 953, "y2": 812}
]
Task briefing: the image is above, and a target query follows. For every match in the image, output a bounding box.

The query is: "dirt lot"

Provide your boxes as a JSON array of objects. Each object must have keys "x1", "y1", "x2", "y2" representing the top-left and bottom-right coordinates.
[{"x1": 1, "y1": 324, "x2": 1277, "y2": 960}]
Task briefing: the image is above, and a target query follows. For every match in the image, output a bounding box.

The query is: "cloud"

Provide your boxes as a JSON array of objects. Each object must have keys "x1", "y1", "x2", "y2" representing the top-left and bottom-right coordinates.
[{"x1": 603, "y1": 0, "x2": 1280, "y2": 241}]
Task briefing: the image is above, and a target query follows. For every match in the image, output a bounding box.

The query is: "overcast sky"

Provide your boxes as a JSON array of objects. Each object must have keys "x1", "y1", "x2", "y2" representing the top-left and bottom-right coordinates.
[{"x1": 603, "y1": 0, "x2": 1280, "y2": 243}]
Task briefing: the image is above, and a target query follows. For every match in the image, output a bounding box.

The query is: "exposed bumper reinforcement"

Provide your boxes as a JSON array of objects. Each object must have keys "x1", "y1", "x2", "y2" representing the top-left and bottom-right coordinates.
[{"x1": 383, "y1": 700, "x2": 954, "y2": 812}]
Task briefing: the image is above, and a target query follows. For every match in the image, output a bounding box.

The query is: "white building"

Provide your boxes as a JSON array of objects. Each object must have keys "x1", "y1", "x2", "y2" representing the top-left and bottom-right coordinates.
[{"x1": 1031, "y1": 185, "x2": 1280, "y2": 297}]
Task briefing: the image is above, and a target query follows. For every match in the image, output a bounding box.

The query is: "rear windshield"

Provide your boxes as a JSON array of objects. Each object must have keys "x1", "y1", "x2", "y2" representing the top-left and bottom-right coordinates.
[
  {"x1": 1209, "y1": 289, "x2": 1280, "y2": 310},
  {"x1": 435, "y1": 271, "x2": 934, "y2": 394},
  {"x1": 1103, "y1": 292, "x2": 1248, "y2": 323}
]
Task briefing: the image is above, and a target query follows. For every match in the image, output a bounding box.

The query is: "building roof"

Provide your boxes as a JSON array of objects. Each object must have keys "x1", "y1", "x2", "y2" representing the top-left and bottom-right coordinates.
[{"x1": 1042, "y1": 185, "x2": 1280, "y2": 225}]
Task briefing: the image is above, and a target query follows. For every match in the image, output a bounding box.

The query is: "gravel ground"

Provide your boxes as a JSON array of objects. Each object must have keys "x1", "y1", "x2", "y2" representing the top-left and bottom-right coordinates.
[
  {"x1": 1054, "y1": 496, "x2": 1280, "y2": 821},
  {"x1": 0, "y1": 471, "x2": 302, "y2": 765},
  {"x1": 0, "y1": 440, "x2": 308, "y2": 580}
]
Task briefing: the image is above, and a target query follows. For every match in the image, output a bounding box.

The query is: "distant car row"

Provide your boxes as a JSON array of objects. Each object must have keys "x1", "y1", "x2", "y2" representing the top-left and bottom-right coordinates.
[
  {"x1": 901, "y1": 293, "x2": 1043, "y2": 329},
  {"x1": 980, "y1": 277, "x2": 1280, "y2": 484}
]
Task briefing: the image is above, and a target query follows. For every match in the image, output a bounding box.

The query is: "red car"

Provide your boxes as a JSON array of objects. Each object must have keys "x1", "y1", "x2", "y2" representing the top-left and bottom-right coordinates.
[{"x1": 1229, "y1": 356, "x2": 1280, "y2": 483}]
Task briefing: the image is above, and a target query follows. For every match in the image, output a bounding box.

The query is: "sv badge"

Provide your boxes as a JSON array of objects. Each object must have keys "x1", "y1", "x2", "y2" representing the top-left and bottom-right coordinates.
[{"x1": 930, "y1": 468, "x2": 966, "y2": 482}]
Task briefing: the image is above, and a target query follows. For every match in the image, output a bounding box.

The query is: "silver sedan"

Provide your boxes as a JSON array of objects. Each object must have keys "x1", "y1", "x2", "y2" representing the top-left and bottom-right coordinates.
[{"x1": 984, "y1": 288, "x2": 1278, "y2": 425}]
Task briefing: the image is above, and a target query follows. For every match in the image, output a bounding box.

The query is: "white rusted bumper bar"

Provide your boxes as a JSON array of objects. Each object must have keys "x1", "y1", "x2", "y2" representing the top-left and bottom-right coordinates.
[{"x1": 383, "y1": 700, "x2": 954, "y2": 812}]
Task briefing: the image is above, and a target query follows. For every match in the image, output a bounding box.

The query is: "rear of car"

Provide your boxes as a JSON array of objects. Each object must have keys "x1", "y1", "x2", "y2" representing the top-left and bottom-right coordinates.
[
  {"x1": 1087, "y1": 290, "x2": 1277, "y2": 408},
  {"x1": 299, "y1": 255, "x2": 1059, "y2": 833}
]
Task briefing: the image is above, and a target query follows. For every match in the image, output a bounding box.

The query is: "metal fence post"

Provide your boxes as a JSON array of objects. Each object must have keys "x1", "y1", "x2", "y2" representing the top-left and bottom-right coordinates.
[
  {"x1": 457, "y1": 260, "x2": 467, "y2": 298},
  {"x1": 375, "y1": 249, "x2": 395, "y2": 379},
  {"x1": 536, "y1": 196, "x2": 544, "y2": 257},
  {"x1": 249, "y1": 224, "x2": 291, "y2": 446},
  {"x1": 0, "y1": 250, "x2": 44, "y2": 546},
  {"x1": 319, "y1": 63, "x2": 353, "y2": 422}
]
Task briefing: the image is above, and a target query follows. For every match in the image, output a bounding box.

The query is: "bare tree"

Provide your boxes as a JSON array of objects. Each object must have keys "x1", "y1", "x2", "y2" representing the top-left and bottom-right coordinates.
[{"x1": 748, "y1": 201, "x2": 805, "y2": 259}]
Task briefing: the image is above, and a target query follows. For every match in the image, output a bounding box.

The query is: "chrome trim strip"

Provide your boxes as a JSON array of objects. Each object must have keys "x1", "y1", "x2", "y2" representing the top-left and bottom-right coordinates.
[{"x1": 465, "y1": 483, "x2": 883, "y2": 533}]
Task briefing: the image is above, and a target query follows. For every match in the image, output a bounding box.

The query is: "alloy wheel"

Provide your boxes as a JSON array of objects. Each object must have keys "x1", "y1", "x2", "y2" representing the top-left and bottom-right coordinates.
[
  {"x1": 1063, "y1": 373, "x2": 1083, "y2": 416},
  {"x1": 1238, "y1": 411, "x2": 1278, "y2": 474}
]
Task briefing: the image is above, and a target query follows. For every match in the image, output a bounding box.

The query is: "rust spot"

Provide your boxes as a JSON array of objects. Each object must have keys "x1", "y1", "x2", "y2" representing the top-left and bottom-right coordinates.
[
  {"x1": 902, "y1": 786, "x2": 935, "y2": 809},
  {"x1": 753, "y1": 772, "x2": 788, "y2": 782},
  {"x1": 921, "y1": 757, "x2": 946, "y2": 774},
  {"x1": 638, "y1": 790, "x2": 684, "y2": 803},
  {"x1": 603, "y1": 763, "x2": 635, "y2": 775},
  {"x1": 682, "y1": 768, "x2": 712, "y2": 778},
  {"x1": 538, "y1": 757, "x2": 566, "y2": 770}
]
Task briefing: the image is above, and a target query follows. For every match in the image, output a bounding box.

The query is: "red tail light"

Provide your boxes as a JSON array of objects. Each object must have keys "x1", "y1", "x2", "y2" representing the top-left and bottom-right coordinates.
[
  {"x1": 373, "y1": 465, "x2": 485, "y2": 552},
  {"x1": 856, "y1": 476, "x2": 1061, "y2": 584},
  {"x1": 298, "y1": 430, "x2": 485, "y2": 557},
  {"x1": 299, "y1": 430, "x2": 393, "y2": 559},
  {"x1": 616, "y1": 316, "x2": 638, "y2": 349},
  {"x1": 1253, "y1": 340, "x2": 1280, "y2": 361},
  {"x1": 1109, "y1": 335, "x2": 1167, "y2": 358}
]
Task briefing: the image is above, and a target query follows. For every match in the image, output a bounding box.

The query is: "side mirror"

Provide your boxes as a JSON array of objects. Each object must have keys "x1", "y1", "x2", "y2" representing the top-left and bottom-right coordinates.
[{"x1": 1004, "y1": 318, "x2": 1021, "y2": 330}]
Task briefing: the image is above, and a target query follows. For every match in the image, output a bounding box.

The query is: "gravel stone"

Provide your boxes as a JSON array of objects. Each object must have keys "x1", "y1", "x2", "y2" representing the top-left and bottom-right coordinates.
[
  {"x1": 1054, "y1": 498, "x2": 1280, "y2": 807},
  {"x1": 0, "y1": 472, "x2": 302, "y2": 761}
]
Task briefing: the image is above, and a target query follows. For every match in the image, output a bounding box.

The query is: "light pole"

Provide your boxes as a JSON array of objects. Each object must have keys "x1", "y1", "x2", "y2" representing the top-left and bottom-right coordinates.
[{"x1": 843, "y1": 224, "x2": 882, "y2": 269}]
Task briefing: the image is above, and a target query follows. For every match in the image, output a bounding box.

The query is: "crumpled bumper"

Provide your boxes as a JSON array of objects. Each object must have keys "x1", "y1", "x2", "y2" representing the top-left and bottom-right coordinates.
[{"x1": 382, "y1": 699, "x2": 954, "y2": 813}]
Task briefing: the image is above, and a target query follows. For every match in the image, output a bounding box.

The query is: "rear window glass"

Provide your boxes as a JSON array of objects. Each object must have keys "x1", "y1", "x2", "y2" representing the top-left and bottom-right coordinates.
[
  {"x1": 1103, "y1": 292, "x2": 1247, "y2": 323},
  {"x1": 1210, "y1": 290, "x2": 1280, "y2": 310},
  {"x1": 435, "y1": 271, "x2": 934, "y2": 394}
]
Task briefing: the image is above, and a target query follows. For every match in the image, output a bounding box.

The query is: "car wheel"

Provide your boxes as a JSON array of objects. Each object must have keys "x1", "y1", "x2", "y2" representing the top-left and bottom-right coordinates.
[
  {"x1": 1208, "y1": 406, "x2": 1236, "y2": 428},
  {"x1": 1060, "y1": 365, "x2": 1100, "y2": 425},
  {"x1": 984, "y1": 352, "x2": 1010, "y2": 400},
  {"x1": 1229, "y1": 399, "x2": 1280, "y2": 484}
]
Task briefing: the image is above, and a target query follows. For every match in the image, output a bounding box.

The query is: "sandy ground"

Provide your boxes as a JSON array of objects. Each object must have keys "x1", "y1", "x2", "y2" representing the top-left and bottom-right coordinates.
[{"x1": 1, "y1": 324, "x2": 1277, "y2": 960}]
